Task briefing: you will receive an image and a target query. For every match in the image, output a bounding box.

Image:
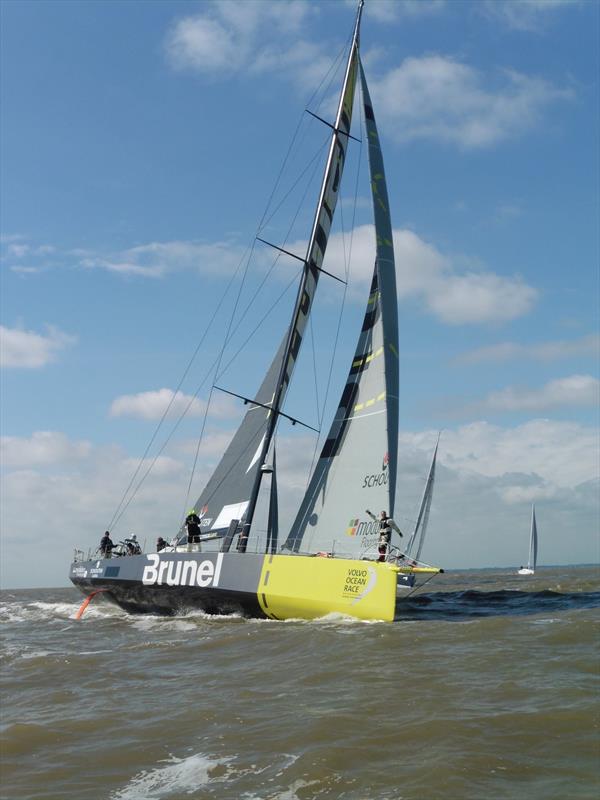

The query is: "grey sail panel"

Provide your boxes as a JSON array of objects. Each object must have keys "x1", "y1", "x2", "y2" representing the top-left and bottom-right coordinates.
[
  {"x1": 283, "y1": 62, "x2": 399, "y2": 559},
  {"x1": 186, "y1": 339, "x2": 286, "y2": 537},
  {"x1": 405, "y1": 439, "x2": 438, "y2": 560}
]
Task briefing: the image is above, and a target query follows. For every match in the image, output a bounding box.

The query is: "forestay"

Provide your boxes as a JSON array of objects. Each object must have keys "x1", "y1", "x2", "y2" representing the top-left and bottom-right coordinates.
[{"x1": 284, "y1": 60, "x2": 400, "y2": 559}]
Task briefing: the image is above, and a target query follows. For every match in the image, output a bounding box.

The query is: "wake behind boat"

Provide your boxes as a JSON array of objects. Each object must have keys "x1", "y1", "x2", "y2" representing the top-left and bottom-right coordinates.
[{"x1": 70, "y1": 0, "x2": 443, "y2": 622}]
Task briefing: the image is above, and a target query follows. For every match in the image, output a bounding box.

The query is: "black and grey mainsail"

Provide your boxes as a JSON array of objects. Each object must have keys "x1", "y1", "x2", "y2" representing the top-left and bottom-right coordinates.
[
  {"x1": 283, "y1": 58, "x2": 400, "y2": 559},
  {"x1": 405, "y1": 438, "x2": 439, "y2": 561},
  {"x1": 185, "y1": 6, "x2": 362, "y2": 549}
]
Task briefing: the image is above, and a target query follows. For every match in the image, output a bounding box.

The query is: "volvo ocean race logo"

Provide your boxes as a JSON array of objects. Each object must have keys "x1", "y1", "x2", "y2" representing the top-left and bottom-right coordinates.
[
  {"x1": 142, "y1": 553, "x2": 224, "y2": 587},
  {"x1": 362, "y1": 451, "x2": 389, "y2": 488}
]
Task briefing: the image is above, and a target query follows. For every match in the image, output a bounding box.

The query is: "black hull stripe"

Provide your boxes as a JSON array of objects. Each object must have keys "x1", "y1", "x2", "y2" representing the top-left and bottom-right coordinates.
[{"x1": 71, "y1": 578, "x2": 266, "y2": 618}]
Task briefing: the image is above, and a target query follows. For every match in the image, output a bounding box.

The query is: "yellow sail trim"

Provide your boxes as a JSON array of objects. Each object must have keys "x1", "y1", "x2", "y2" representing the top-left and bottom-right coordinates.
[
  {"x1": 354, "y1": 388, "x2": 386, "y2": 414},
  {"x1": 256, "y1": 554, "x2": 398, "y2": 621},
  {"x1": 352, "y1": 346, "x2": 383, "y2": 371}
]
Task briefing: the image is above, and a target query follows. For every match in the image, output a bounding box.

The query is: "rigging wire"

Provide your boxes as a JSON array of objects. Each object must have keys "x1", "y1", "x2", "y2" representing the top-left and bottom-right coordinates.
[
  {"x1": 106, "y1": 238, "x2": 257, "y2": 532},
  {"x1": 179, "y1": 49, "x2": 355, "y2": 515},
  {"x1": 108, "y1": 35, "x2": 358, "y2": 533},
  {"x1": 215, "y1": 143, "x2": 327, "y2": 383},
  {"x1": 110, "y1": 125, "x2": 319, "y2": 529}
]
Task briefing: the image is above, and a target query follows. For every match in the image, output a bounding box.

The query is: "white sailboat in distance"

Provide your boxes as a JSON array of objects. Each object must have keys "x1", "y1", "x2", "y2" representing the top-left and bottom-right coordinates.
[{"x1": 518, "y1": 505, "x2": 538, "y2": 575}]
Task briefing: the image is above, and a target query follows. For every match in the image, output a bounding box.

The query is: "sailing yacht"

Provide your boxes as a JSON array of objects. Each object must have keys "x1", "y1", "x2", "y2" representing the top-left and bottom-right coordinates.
[
  {"x1": 517, "y1": 505, "x2": 538, "y2": 575},
  {"x1": 70, "y1": 0, "x2": 443, "y2": 622}
]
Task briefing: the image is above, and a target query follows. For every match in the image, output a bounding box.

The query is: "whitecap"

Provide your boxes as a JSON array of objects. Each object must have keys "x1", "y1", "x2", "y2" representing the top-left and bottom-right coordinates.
[
  {"x1": 110, "y1": 752, "x2": 231, "y2": 799},
  {"x1": 20, "y1": 650, "x2": 51, "y2": 660}
]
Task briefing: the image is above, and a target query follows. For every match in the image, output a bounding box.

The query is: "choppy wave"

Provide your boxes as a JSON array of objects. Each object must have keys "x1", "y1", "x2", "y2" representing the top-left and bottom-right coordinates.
[
  {"x1": 396, "y1": 587, "x2": 600, "y2": 621},
  {"x1": 1, "y1": 568, "x2": 599, "y2": 800},
  {"x1": 110, "y1": 752, "x2": 306, "y2": 800},
  {"x1": 110, "y1": 753, "x2": 231, "y2": 799}
]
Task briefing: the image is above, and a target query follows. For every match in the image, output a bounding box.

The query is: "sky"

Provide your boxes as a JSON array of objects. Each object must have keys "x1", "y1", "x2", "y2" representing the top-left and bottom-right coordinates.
[{"x1": 1, "y1": 0, "x2": 598, "y2": 589}]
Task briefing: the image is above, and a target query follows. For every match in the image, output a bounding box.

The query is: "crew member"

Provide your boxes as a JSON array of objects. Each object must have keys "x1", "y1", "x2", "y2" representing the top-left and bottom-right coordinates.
[
  {"x1": 366, "y1": 509, "x2": 402, "y2": 562},
  {"x1": 185, "y1": 509, "x2": 201, "y2": 544},
  {"x1": 156, "y1": 536, "x2": 169, "y2": 552},
  {"x1": 125, "y1": 534, "x2": 141, "y2": 555},
  {"x1": 99, "y1": 531, "x2": 115, "y2": 558}
]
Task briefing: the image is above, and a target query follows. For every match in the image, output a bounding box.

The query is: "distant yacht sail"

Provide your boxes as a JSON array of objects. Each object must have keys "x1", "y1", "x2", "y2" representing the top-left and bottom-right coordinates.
[
  {"x1": 517, "y1": 505, "x2": 538, "y2": 575},
  {"x1": 404, "y1": 435, "x2": 439, "y2": 562}
]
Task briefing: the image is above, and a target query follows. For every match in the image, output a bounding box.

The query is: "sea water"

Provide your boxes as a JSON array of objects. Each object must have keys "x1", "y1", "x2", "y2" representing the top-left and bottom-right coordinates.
[{"x1": 1, "y1": 566, "x2": 598, "y2": 800}]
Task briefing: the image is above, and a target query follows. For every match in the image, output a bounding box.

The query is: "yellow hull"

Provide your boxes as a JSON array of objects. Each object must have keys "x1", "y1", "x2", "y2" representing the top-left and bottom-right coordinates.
[{"x1": 256, "y1": 554, "x2": 399, "y2": 621}]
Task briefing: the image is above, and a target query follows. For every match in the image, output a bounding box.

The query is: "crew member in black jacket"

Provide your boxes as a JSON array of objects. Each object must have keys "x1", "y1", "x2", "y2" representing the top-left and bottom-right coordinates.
[{"x1": 185, "y1": 509, "x2": 201, "y2": 544}]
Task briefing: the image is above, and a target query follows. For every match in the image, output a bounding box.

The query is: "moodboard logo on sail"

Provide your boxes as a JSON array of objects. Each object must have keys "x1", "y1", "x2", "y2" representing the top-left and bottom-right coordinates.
[{"x1": 70, "y1": 0, "x2": 443, "y2": 622}]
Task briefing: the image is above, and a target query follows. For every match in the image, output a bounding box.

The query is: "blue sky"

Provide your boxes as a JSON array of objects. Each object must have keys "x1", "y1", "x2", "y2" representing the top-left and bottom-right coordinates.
[{"x1": 1, "y1": 0, "x2": 598, "y2": 589}]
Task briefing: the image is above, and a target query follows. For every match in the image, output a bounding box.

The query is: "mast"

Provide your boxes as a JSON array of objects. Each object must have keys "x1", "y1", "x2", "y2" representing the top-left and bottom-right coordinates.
[{"x1": 238, "y1": 0, "x2": 365, "y2": 551}]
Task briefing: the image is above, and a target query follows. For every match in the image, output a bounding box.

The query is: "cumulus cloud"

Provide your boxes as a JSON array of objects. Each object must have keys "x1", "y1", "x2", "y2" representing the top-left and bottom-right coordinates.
[
  {"x1": 0, "y1": 324, "x2": 76, "y2": 368},
  {"x1": 1, "y1": 419, "x2": 598, "y2": 587},
  {"x1": 318, "y1": 224, "x2": 537, "y2": 324},
  {"x1": 480, "y1": 0, "x2": 581, "y2": 32},
  {"x1": 3, "y1": 225, "x2": 537, "y2": 328},
  {"x1": 401, "y1": 418, "x2": 598, "y2": 490},
  {"x1": 369, "y1": 55, "x2": 573, "y2": 148},
  {"x1": 81, "y1": 240, "x2": 250, "y2": 279},
  {"x1": 109, "y1": 388, "x2": 239, "y2": 421},
  {"x1": 4, "y1": 241, "x2": 55, "y2": 259},
  {"x1": 480, "y1": 374, "x2": 599, "y2": 412},
  {"x1": 457, "y1": 334, "x2": 600, "y2": 364},
  {"x1": 360, "y1": 0, "x2": 447, "y2": 22},
  {"x1": 1, "y1": 431, "x2": 92, "y2": 468},
  {"x1": 110, "y1": 389, "x2": 205, "y2": 420},
  {"x1": 163, "y1": 2, "x2": 573, "y2": 150},
  {"x1": 164, "y1": 0, "x2": 318, "y2": 84}
]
